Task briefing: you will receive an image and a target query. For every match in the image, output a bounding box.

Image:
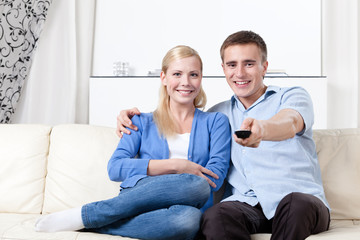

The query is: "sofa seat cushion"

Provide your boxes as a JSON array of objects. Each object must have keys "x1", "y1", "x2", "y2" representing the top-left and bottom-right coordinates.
[
  {"x1": 250, "y1": 220, "x2": 360, "y2": 240},
  {"x1": 0, "y1": 124, "x2": 51, "y2": 214},
  {"x1": 2, "y1": 214, "x2": 358, "y2": 240},
  {"x1": 0, "y1": 213, "x2": 40, "y2": 238},
  {"x1": 0, "y1": 214, "x2": 136, "y2": 240}
]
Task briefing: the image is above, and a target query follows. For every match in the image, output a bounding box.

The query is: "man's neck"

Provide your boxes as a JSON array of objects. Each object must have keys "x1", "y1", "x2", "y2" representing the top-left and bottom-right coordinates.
[{"x1": 238, "y1": 85, "x2": 267, "y2": 109}]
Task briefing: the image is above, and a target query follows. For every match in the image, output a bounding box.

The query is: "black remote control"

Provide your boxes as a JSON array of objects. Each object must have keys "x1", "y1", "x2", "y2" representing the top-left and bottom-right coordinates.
[{"x1": 235, "y1": 130, "x2": 251, "y2": 139}]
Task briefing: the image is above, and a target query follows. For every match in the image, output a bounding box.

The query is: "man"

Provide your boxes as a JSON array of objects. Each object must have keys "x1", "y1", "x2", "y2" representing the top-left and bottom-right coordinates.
[{"x1": 116, "y1": 31, "x2": 330, "y2": 240}]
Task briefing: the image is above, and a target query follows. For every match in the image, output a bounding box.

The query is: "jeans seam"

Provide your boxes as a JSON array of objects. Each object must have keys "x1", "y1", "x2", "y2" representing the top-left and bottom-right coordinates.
[{"x1": 82, "y1": 204, "x2": 93, "y2": 229}]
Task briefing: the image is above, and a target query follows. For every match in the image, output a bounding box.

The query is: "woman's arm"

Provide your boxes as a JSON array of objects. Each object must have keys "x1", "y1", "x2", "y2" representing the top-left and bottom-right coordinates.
[
  {"x1": 147, "y1": 159, "x2": 219, "y2": 188},
  {"x1": 202, "y1": 113, "x2": 232, "y2": 191},
  {"x1": 108, "y1": 115, "x2": 150, "y2": 181}
]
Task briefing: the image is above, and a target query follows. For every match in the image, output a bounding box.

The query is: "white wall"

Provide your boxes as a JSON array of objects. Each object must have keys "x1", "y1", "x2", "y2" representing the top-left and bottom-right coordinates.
[
  {"x1": 92, "y1": 0, "x2": 360, "y2": 129},
  {"x1": 92, "y1": 0, "x2": 321, "y2": 76}
]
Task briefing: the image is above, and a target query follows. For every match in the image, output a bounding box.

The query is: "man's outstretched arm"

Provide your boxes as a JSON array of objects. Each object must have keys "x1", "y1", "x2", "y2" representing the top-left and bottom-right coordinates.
[{"x1": 234, "y1": 108, "x2": 304, "y2": 148}]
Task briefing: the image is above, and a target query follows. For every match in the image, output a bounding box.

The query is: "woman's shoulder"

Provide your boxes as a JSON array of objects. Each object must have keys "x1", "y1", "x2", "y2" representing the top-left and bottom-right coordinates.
[
  {"x1": 131, "y1": 112, "x2": 155, "y2": 128},
  {"x1": 196, "y1": 109, "x2": 229, "y2": 124},
  {"x1": 195, "y1": 109, "x2": 230, "y2": 137}
]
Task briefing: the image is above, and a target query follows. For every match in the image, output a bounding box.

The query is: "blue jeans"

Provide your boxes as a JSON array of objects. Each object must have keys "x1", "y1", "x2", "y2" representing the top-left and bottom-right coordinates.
[{"x1": 81, "y1": 174, "x2": 210, "y2": 240}]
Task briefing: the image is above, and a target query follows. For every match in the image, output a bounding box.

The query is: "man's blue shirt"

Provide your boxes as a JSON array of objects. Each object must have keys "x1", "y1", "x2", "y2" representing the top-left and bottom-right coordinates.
[{"x1": 209, "y1": 85, "x2": 330, "y2": 219}]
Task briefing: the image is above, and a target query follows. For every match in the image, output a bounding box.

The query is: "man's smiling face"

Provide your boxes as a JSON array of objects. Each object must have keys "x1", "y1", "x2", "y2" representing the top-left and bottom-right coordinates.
[{"x1": 222, "y1": 43, "x2": 268, "y2": 109}]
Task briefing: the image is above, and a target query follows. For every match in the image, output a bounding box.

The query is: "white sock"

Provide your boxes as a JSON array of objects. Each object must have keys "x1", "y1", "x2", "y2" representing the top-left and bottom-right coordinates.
[{"x1": 35, "y1": 207, "x2": 85, "y2": 232}]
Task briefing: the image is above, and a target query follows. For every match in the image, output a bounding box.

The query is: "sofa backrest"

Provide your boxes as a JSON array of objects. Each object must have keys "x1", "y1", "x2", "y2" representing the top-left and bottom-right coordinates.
[
  {"x1": 313, "y1": 128, "x2": 360, "y2": 220},
  {"x1": 42, "y1": 124, "x2": 120, "y2": 213},
  {"x1": 1, "y1": 124, "x2": 359, "y2": 222},
  {"x1": 0, "y1": 124, "x2": 51, "y2": 214}
]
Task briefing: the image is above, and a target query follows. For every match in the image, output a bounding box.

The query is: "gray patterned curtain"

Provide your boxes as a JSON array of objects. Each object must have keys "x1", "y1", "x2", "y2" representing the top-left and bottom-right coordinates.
[{"x1": 0, "y1": 0, "x2": 52, "y2": 123}]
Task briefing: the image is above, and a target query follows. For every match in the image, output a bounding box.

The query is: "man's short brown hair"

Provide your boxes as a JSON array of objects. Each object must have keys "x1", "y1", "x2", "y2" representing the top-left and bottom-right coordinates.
[{"x1": 220, "y1": 31, "x2": 267, "y2": 63}]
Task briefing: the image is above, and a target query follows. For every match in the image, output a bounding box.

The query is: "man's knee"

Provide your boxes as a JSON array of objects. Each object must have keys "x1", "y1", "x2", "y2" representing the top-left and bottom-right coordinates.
[
  {"x1": 273, "y1": 192, "x2": 330, "y2": 238},
  {"x1": 202, "y1": 201, "x2": 236, "y2": 225},
  {"x1": 278, "y1": 192, "x2": 323, "y2": 216},
  {"x1": 201, "y1": 202, "x2": 222, "y2": 227},
  {"x1": 201, "y1": 201, "x2": 253, "y2": 240},
  {"x1": 200, "y1": 202, "x2": 231, "y2": 239}
]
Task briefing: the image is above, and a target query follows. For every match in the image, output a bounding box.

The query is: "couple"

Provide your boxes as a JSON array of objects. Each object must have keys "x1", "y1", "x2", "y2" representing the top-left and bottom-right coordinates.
[{"x1": 36, "y1": 31, "x2": 330, "y2": 240}]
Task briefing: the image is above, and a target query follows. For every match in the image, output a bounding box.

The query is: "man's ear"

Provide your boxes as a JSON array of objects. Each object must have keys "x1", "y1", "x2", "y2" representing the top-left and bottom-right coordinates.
[
  {"x1": 262, "y1": 61, "x2": 268, "y2": 77},
  {"x1": 160, "y1": 71, "x2": 167, "y2": 86}
]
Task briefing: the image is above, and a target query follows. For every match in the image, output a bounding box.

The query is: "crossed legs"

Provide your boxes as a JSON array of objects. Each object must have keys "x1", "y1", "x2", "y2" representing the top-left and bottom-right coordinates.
[{"x1": 36, "y1": 174, "x2": 210, "y2": 240}]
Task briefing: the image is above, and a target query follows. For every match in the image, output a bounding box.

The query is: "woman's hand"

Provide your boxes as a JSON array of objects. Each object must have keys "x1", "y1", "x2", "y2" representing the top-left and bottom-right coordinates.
[
  {"x1": 148, "y1": 159, "x2": 219, "y2": 188},
  {"x1": 174, "y1": 159, "x2": 219, "y2": 188},
  {"x1": 116, "y1": 107, "x2": 141, "y2": 138}
]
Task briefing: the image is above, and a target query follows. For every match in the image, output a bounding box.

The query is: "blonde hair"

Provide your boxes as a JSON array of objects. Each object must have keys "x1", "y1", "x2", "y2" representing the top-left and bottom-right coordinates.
[{"x1": 154, "y1": 45, "x2": 207, "y2": 137}]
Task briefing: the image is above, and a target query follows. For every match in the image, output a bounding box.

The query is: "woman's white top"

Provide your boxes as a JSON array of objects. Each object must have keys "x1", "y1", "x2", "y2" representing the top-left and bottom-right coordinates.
[{"x1": 167, "y1": 133, "x2": 190, "y2": 159}]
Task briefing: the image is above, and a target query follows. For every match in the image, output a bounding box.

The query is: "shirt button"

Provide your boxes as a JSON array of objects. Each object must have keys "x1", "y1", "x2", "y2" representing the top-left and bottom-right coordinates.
[{"x1": 242, "y1": 149, "x2": 246, "y2": 154}]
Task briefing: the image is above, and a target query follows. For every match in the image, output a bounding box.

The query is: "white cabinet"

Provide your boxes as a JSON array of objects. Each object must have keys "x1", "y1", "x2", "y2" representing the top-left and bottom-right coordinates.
[{"x1": 89, "y1": 76, "x2": 327, "y2": 129}]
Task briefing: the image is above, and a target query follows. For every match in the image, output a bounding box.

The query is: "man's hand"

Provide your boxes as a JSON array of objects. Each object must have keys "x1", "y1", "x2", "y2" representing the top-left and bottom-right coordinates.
[
  {"x1": 116, "y1": 107, "x2": 141, "y2": 138},
  {"x1": 234, "y1": 109, "x2": 304, "y2": 148},
  {"x1": 233, "y1": 118, "x2": 264, "y2": 148}
]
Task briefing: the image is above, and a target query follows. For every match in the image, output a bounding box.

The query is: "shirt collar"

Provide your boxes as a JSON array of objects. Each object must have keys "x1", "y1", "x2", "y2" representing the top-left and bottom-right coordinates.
[{"x1": 231, "y1": 85, "x2": 279, "y2": 111}]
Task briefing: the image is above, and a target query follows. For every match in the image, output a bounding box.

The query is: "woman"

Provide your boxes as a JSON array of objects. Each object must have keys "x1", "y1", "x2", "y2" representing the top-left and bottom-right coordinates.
[{"x1": 35, "y1": 45, "x2": 231, "y2": 240}]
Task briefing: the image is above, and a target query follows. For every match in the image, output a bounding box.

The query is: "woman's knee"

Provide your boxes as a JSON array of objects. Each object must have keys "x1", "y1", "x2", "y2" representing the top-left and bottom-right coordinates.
[
  {"x1": 185, "y1": 174, "x2": 210, "y2": 195},
  {"x1": 134, "y1": 174, "x2": 210, "y2": 208},
  {"x1": 176, "y1": 174, "x2": 210, "y2": 204},
  {"x1": 166, "y1": 205, "x2": 202, "y2": 240}
]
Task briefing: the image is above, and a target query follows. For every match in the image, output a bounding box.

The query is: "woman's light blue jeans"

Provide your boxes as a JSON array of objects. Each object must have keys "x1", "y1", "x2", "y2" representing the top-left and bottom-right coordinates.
[{"x1": 81, "y1": 173, "x2": 210, "y2": 240}]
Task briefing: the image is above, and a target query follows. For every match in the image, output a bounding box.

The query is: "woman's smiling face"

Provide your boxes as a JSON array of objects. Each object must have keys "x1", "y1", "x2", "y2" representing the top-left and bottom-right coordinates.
[{"x1": 161, "y1": 56, "x2": 202, "y2": 107}]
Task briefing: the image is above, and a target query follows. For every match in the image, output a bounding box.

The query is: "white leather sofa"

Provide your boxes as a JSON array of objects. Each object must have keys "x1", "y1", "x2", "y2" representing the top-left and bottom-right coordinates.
[{"x1": 0, "y1": 124, "x2": 359, "y2": 240}]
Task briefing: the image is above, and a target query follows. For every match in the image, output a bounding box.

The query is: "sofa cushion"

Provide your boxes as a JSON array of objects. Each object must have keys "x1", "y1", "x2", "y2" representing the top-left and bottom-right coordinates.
[
  {"x1": 0, "y1": 213, "x2": 82, "y2": 240},
  {"x1": 313, "y1": 129, "x2": 360, "y2": 220},
  {"x1": 0, "y1": 213, "x2": 40, "y2": 238},
  {"x1": 250, "y1": 220, "x2": 360, "y2": 240},
  {"x1": 0, "y1": 124, "x2": 51, "y2": 214},
  {"x1": 42, "y1": 124, "x2": 120, "y2": 213},
  {"x1": 0, "y1": 214, "x2": 136, "y2": 240}
]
